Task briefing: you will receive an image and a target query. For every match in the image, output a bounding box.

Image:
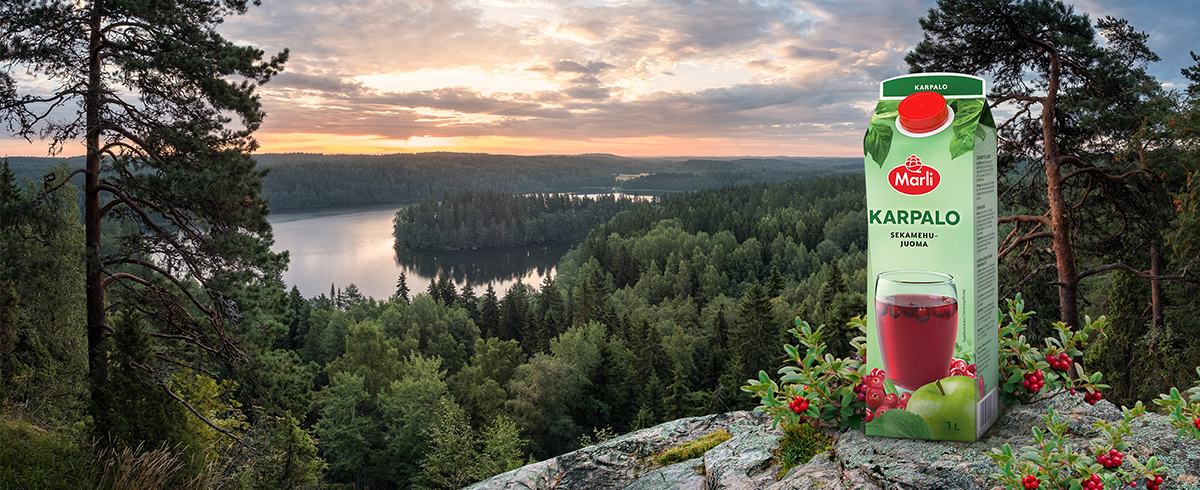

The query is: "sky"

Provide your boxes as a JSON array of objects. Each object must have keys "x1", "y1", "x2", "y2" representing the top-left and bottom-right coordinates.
[{"x1": 3, "y1": 0, "x2": 1198, "y2": 158}]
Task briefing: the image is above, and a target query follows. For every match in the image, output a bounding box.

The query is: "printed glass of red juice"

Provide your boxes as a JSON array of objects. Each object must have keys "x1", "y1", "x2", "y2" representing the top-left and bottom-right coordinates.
[{"x1": 874, "y1": 270, "x2": 957, "y2": 391}]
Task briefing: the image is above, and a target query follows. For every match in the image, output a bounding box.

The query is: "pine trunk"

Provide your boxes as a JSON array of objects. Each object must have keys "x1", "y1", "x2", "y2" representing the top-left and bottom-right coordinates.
[
  {"x1": 1042, "y1": 48, "x2": 1081, "y2": 330},
  {"x1": 85, "y1": 1, "x2": 110, "y2": 435}
]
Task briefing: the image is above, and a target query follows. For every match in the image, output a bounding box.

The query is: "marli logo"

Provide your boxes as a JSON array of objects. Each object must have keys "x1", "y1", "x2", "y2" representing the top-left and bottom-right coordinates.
[{"x1": 888, "y1": 155, "x2": 941, "y2": 196}]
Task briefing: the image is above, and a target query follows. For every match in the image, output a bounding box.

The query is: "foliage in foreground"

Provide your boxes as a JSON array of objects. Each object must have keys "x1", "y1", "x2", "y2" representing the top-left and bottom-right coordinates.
[{"x1": 747, "y1": 295, "x2": 1200, "y2": 489}]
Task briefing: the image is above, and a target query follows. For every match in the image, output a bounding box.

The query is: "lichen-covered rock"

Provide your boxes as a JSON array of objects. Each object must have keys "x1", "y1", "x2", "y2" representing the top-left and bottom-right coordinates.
[
  {"x1": 464, "y1": 411, "x2": 779, "y2": 490},
  {"x1": 466, "y1": 393, "x2": 1200, "y2": 490}
]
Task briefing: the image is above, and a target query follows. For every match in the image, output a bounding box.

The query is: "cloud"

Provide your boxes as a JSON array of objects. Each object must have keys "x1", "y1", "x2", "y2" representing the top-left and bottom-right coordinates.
[
  {"x1": 780, "y1": 46, "x2": 840, "y2": 62},
  {"x1": 271, "y1": 72, "x2": 370, "y2": 95},
  {"x1": 210, "y1": 0, "x2": 1194, "y2": 157}
]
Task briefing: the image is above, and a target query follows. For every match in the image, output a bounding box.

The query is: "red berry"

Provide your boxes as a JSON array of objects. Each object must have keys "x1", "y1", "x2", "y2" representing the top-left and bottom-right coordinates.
[
  {"x1": 866, "y1": 388, "x2": 886, "y2": 409},
  {"x1": 864, "y1": 407, "x2": 874, "y2": 422},
  {"x1": 789, "y1": 396, "x2": 809, "y2": 414},
  {"x1": 868, "y1": 375, "x2": 885, "y2": 389},
  {"x1": 1193, "y1": 417, "x2": 1200, "y2": 429},
  {"x1": 950, "y1": 358, "x2": 968, "y2": 370},
  {"x1": 884, "y1": 393, "x2": 898, "y2": 408},
  {"x1": 876, "y1": 405, "x2": 891, "y2": 417}
]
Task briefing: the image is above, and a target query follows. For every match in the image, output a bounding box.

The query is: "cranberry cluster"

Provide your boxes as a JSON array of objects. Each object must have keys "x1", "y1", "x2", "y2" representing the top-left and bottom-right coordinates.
[
  {"x1": 1193, "y1": 417, "x2": 1200, "y2": 430},
  {"x1": 1084, "y1": 390, "x2": 1103, "y2": 405},
  {"x1": 948, "y1": 358, "x2": 976, "y2": 377},
  {"x1": 1045, "y1": 352, "x2": 1073, "y2": 371},
  {"x1": 789, "y1": 396, "x2": 809, "y2": 414},
  {"x1": 1021, "y1": 474, "x2": 1040, "y2": 489},
  {"x1": 859, "y1": 369, "x2": 910, "y2": 422},
  {"x1": 948, "y1": 357, "x2": 986, "y2": 396},
  {"x1": 1082, "y1": 473, "x2": 1104, "y2": 490},
  {"x1": 1145, "y1": 474, "x2": 1164, "y2": 490},
  {"x1": 854, "y1": 368, "x2": 885, "y2": 402},
  {"x1": 1096, "y1": 448, "x2": 1123, "y2": 469},
  {"x1": 1023, "y1": 369, "x2": 1045, "y2": 393}
]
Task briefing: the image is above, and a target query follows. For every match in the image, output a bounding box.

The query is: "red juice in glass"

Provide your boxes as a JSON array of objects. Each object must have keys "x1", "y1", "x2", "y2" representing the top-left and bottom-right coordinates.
[
  {"x1": 874, "y1": 271, "x2": 957, "y2": 391},
  {"x1": 876, "y1": 294, "x2": 957, "y2": 390}
]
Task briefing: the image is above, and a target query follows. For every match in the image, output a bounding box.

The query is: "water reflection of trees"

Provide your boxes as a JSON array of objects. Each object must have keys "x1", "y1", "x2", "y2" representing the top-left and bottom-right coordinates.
[{"x1": 394, "y1": 242, "x2": 573, "y2": 285}]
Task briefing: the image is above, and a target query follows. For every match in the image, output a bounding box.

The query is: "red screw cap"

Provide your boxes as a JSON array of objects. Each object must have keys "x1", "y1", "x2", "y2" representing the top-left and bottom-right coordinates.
[{"x1": 898, "y1": 91, "x2": 949, "y2": 133}]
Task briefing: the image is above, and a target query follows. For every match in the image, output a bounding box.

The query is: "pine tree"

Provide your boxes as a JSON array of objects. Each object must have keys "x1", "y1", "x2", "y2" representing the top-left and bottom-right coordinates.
[
  {"x1": 574, "y1": 267, "x2": 609, "y2": 327},
  {"x1": 396, "y1": 271, "x2": 411, "y2": 304},
  {"x1": 633, "y1": 319, "x2": 666, "y2": 381},
  {"x1": 434, "y1": 271, "x2": 457, "y2": 306},
  {"x1": 662, "y1": 362, "x2": 690, "y2": 422},
  {"x1": 907, "y1": 0, "x2": 1179, "y2": 329},
  {"x1": 480, "y1": 285, "x2": 502, "y2": 339},
  {"x1": 2, "y1": 2, "x2": 288, "y2": 434},
  {"x1": 534, "y1": 275, "x2": 565, "y2": 353},
  {"x1": 768, "y1": 265, "x2": 785, "y2": 298},
  {"x1": 735, "y1": 282, "x2": 776, "y2": 386},
  {"x1": 705, "y1": 303, "x2": 730, "y2": 390},
  {"x1": 500, "y1": 283, "x2": 532, "y2": 346},
  {"x1": 458, "y1": 280, "x2": 480, "y2": 325}
]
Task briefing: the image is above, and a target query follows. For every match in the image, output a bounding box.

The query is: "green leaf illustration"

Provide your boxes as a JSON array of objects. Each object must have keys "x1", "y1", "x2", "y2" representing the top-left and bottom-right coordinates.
[
  {"x1": 950, "y1": 128, "x2": 975, "y2": 159},
  {"x1": 949, "y1": 99, "x2": 984, "y2": 159},
  {"x1": 865, "y1": 408, "x2": 935, "y2": 439},
  {"x1": 864, "y1": 121, "x2": 893, "y2": 168},
  {"x1": 874, "y1": 100, "x2": 900, "y2": 119},
  {"x1": 979, "y1": 102, "x2": 996, "y2": 129}
]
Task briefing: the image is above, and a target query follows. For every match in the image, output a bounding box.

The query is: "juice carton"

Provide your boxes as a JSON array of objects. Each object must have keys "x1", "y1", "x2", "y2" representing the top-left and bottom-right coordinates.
[{"x1": 861, "y1": 73, "x2": 998, "y2": 442}]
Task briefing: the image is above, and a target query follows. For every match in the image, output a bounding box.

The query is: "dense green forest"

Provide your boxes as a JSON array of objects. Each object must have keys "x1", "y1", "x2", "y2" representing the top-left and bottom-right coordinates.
[
  {"x1": 287, "y1": 174, "x2": 873, "y2": 487},
  {"x1": 393, "y1": 190, "x2": 647, "y2": 250}
]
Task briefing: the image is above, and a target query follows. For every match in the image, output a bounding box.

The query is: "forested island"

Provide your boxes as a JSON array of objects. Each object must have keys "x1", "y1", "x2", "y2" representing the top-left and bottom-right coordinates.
[{"x1": 392, "y1": 190, "x2": 648, "y2": 250}]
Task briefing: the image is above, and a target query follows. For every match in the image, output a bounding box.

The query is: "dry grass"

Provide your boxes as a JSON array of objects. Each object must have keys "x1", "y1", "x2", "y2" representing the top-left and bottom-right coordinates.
[{"x1": 89, "y1": 443, "x2": 225, "y2": 490}]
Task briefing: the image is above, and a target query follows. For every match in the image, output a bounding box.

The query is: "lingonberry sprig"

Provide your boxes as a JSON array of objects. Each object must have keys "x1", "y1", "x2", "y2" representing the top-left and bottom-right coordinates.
[
  {"x1": 1153, "y1": 366, "x2": 1200, "y2": 441},
  {"x1": 988, "y1": 403, "x2": 1167, "y2": 490},
  {"x1": 997, "y1": 294, "x2": 1109, "y2": 406},
  {"x1": 743, "y1": 316, "x2": 868, "y2": 429}
]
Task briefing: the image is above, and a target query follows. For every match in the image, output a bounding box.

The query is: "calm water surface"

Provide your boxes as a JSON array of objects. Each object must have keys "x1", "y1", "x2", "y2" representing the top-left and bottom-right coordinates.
[{"x1": 269, "y1": 203, "x2": 572, "y2": 300}]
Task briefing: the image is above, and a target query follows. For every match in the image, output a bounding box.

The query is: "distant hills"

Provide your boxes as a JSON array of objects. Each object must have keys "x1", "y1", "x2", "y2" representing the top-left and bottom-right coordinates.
[{"x1": 4, "y1": 152, "x2": 862, "y2": 209}]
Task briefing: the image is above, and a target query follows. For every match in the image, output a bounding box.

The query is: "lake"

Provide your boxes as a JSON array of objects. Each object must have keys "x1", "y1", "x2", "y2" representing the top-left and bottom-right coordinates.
[{"x1": 268, "y1": 203, "x2": 573, "y2": 301}]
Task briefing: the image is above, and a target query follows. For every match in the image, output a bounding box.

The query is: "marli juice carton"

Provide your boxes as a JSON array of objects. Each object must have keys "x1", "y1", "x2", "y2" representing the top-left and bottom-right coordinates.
[{"x1": 861, "y1": 73, "x2": 999, "y2": 442}]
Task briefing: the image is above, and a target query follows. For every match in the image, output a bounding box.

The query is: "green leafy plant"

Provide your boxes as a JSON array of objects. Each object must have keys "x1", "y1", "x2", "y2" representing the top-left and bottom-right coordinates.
[
  {"x1": 987, "y1": 404, "x2": 1167, "y2": 490},
  {"x1": 1153, "y1": 367, "x2": 1200, "y2": 440},
  {"x1": 996, "y1": 295, "x2": 1109, "y2": 406},
  {"x1": 742, "y1": 317, "x2": 867, "y2": 429}
]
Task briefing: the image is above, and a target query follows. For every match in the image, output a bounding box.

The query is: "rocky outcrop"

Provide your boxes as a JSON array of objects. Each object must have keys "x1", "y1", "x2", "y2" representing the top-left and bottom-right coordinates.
[{"x1": 466, "y1": 394, "x2": 1200, "y2": 489}]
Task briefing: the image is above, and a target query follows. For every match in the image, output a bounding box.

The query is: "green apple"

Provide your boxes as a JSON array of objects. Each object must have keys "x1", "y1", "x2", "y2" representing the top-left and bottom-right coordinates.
[{"x1": 904, "y1": 376, "x2": 977, "y2": 442}]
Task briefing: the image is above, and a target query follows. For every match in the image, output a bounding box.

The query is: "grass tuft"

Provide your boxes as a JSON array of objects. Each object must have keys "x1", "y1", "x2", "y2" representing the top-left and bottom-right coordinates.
[{"x1": 776, "y1": 421, "x2": 831, "y2": 476}]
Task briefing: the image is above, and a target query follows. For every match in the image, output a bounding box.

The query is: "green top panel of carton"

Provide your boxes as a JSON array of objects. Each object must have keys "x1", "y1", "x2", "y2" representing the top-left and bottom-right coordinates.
[{"x1": 881, "y1": 73, "x2": 985, "y2": 99}]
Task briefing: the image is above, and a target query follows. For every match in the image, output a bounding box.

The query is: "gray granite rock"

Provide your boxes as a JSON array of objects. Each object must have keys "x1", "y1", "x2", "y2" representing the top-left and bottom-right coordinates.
[{"x1": 466, "y1": 393, "x2": 1200, "y2": 490}]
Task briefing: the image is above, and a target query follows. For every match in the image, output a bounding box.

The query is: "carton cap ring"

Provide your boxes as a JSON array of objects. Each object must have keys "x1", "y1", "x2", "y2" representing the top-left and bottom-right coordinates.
[{"x1": 898, "y1": 91, "x2": 949, "y2": 133}]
